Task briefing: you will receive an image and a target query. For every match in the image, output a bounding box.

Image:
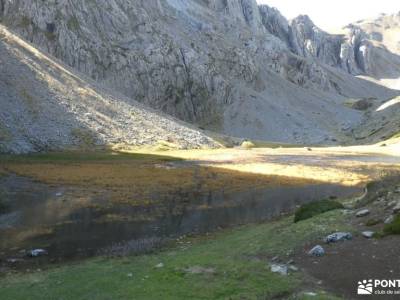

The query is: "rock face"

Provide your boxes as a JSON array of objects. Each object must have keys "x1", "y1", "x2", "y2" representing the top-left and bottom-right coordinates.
[
  {"x1": 0, "y1": 0, "x2": 399, "y2": 147},
  {"x1": 289, "y1": 15, "x2": 343, "y2": 67},
  {"x1": 275, "y1": 12, "x2": 400, "y2": 80}
]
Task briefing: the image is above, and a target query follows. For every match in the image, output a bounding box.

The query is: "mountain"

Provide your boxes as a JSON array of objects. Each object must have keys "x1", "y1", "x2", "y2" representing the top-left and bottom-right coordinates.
[
  {"x1": 344, "y1": 13, "x2": 400, "y2": 89},
  {"x1": 0, "y1": 0, "x2": 399, "y2": 149},
  {"x1": 286, "y1": 12, "x2": 400, "y2": 88},
  {"x1": 0, "y1": 24, "x2": 218, "y2": 153}
]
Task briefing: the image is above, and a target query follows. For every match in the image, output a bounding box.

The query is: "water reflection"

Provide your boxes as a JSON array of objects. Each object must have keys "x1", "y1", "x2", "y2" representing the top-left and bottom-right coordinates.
[{"x1": 0, "y1": 174, "x2": 361, "y2": 266}]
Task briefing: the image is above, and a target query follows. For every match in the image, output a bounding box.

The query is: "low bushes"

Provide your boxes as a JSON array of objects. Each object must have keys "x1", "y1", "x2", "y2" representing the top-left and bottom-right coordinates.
[
  {"x1": 383, "y1": 215, "x2": 400, "y2": 235},
  {"x1": 294, "y1": 199, "x2": 344, "y2": 223}
]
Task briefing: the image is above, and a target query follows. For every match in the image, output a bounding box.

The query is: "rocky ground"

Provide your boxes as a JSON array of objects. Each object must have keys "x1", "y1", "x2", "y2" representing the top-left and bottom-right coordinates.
[
  {"x1": 297, "y1": 176, "x2": 400, "y2": 299},
  {"x1": 0, "y1": 25, "x2": 219, "y2": 153}
]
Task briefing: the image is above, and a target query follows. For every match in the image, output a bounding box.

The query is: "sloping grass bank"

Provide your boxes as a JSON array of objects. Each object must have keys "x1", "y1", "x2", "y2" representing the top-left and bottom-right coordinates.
[{"x1": 0, "y1": 210, "x2": 349, "y2": 300}]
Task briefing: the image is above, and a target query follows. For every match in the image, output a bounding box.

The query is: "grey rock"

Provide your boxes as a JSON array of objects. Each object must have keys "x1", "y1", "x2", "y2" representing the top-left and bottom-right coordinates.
[
  {"x1": 270, "y1": 264, "x2": 288, "y2": 276},
  {"x1": 289, "y1": 15, "x2": 343, "y2": 67},
  {"x1": 362, "y1": 231, "x2": 375, "y2": 239},
  {"x1": 304, "y1": 292, "x2": 317, "y2": 297},
  {"x1": 384, "y1": 215, "x2": 395, "y2": 224},
  {"x1": 288, "y1": 265, "x2": 299, "y2": 272},
  {"x1": 28, "y1": 249, "x2": 48, "y2": 257},
  {"x1": 270, "y1": 256, "x2": 279, "y2": 262},
  {"x1": 356, "y1": 209, "x2": 370, "y2": 217},
  {"x1": 286, "y1": 259, "x2": 294, "y2": 265},
  {"x1": 6, "y1": 258, "x2": 23, "y2": 264},
  {"x1": 392, "y1": 202, "x2": 400, "y2": 214},
  {"x1": 308, "y1": 245, "x2": 325, "y2": 257},
  {"x1": 325, "y1": 232, "x2": 352, "y2": 244}
]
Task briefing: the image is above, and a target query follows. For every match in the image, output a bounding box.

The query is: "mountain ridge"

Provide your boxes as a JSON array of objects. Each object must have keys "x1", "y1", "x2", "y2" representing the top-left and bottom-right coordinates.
[{"x1": 0, "y1": 0, "x2": 399, "y2": 151}]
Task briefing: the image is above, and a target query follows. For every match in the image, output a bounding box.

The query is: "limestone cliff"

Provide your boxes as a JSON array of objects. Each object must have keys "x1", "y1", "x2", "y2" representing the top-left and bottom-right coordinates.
[{"x1": 0, "y1": 0, "x2": 398, "y2": 146}]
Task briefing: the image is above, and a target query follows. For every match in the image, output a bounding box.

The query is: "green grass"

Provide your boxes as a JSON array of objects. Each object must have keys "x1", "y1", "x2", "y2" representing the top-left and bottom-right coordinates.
[
  {"x1": 0, "y1": 210, "x2": 350, "y2": 300},
  {"x1": 383, "y1": 214, "x2": 400, "y2": 235},
  {"x1": 294, "y1": 200, "x2": 344, "y2": 223}
]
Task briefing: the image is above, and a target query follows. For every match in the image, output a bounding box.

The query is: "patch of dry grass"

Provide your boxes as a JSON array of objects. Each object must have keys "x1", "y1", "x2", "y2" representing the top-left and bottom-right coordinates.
[
  {"x1": 3, "y1": 161, "x2": 313, "y2": 204},
  {"x1": 2, "y1": 151, "x2": 318, "y2": 204}
]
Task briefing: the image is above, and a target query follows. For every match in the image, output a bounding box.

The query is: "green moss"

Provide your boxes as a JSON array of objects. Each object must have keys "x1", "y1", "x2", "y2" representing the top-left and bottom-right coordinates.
[
  {"x1": 383, "y1": 214, "x2": 400, "y2": 235},
  {"x1": 294, "y1": 199, "x2": 344, "y2": 223},
  {"x1": 0, "y1": 210, "x2": 350, "y2": 300}
]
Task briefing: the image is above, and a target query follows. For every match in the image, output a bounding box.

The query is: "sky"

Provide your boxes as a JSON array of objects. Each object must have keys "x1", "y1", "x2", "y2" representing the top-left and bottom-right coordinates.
[{"x1": 257, "y1": 0, "x2": 400, "y2": 32}]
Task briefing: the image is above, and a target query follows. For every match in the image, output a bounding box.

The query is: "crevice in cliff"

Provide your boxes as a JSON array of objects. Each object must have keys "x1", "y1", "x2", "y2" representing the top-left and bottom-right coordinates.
[
  {"x1": 179, "y1": 48, "x2": 197, "y2": 120},
  {"x1": 0, "y1": 0, "x2": 4, "y2": 20}
]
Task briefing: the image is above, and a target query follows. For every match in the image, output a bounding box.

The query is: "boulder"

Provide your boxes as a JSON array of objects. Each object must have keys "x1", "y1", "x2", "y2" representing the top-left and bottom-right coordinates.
[
  {"x1": 325, "y1": 232, "x2": 352, "y2": 243},
  {"x1": 270, "y1": 264, "x2": 288, "y2": 276},
  {"x1": 362, "y1": 231, "x2": 374, "y2": 238},
  {"x1": 356, "y1": 209, "x2": 370, "y2": 217},
  {"x1": 28, "y1": 249, "x2": 48, "y2": 257},
  {"x1": 308, "y1": 245, "x2": 325, "y2": 257},
  {"x1": 384, "y1": 215, "x2": 395, "y2": 224},
  {"x1": 288, "y1": 265, "x2": 299, "y2": 272},
  {"x1": 392, "y1": 202, "x2": 400, "y2": 214}
]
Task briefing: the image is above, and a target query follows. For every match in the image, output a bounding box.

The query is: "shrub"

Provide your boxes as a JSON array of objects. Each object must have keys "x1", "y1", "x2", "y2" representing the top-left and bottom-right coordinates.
[
  {"x1": 294, "y1": 199, "x2": 344, "y2": 223},
  {"x1": 383, "y1": 214, "x2": 400, "y2": 235}
]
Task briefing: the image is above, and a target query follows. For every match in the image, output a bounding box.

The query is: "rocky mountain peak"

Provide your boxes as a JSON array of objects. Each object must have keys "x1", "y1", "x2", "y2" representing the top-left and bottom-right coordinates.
[
  {"x1": 291, "y1": 14, "x2": 315, "y2": 27},
  {"x1": 258, "y1": 4, "x2": 290, "y2": 44},
  {"x1": 0, "y1": 0, "x2": 399, "y2": 152}
]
